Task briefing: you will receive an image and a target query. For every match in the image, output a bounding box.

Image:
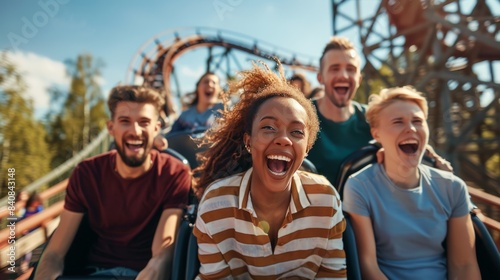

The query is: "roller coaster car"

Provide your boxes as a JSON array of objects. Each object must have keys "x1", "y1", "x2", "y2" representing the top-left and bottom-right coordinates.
[
  {"x1": 28, "y1": 148, "x2": 190, "y2": 280},
  {"x1": 170, "y1": 204, "x2": 199, "y2": 280},
  {"x1": 336, "y1": 143, "x2": 500, "y2": 280}
]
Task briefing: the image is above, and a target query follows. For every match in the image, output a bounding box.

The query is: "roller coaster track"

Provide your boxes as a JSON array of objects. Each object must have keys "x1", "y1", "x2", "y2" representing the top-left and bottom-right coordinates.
[{"x1": 125, "y1": 27, "x2": 320, "y2": 107}]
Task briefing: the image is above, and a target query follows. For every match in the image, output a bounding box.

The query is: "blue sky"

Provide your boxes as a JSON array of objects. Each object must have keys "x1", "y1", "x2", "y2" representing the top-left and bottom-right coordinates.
[
  {"x1": 1, "y1": 0, "x2": 498, "y2": 118},
  {"x1": 0, "y1": 0, "x2": 341, "y2": 118}
]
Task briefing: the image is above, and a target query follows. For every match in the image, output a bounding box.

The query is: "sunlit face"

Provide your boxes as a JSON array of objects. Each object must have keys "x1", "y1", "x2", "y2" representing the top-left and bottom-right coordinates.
[
  {"x1": 317, "y1": 49, "x2": 362, "y2": 108},
  {"x1": 197, "y1": 74, "x2": 220, "y2": 107},
  {"x1": 107, "y1": 102, "x2": 160, "y2": 167},
  {"x1": 371, "y1": 100, "x2": 429, "y2": 169},
  {"x1": 244, "y1": 97, "x2": 309, "y2": 193}
]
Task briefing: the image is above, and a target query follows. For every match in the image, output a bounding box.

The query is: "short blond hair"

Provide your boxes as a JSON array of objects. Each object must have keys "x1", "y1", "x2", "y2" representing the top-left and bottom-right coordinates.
[{"x1": 366, "y1": 86, "x2": 428, "y2": 128}]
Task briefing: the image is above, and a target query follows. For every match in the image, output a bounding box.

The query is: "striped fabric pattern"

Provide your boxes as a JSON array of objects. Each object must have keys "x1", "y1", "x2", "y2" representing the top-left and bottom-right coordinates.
[{"x1": 194, "y1": 168, "x2": 347, "y2": 279}]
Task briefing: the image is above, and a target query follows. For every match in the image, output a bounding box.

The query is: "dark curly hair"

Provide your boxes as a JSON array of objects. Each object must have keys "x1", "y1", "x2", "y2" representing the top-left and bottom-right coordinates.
[{"x1": 193, "y1": 60, "x2": 320, "y2": 198}]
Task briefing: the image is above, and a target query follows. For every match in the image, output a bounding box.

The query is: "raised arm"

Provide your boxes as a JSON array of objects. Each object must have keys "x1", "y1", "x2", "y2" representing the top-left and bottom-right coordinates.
[
  {"x1": 34, "y1": 210, "x2": 84, "y2": 280},
  {"x1": 446, "y1": 214, "x2": 481, "y2": 280},
  {"x1": 136, "y1": 208, "x2": 183, "y2": 280},
  {"x1": 349, "y1": 212, "x2": 388, "y2": 280}
]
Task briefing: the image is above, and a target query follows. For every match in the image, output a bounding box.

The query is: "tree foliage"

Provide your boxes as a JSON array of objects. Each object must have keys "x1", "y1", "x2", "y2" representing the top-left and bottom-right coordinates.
[
  {"x1": 0, "y1": 53, "x2": 51, "y2": 197},
  {"x1": 46, "y1": 54, "x2": 107, "y2": 168}
]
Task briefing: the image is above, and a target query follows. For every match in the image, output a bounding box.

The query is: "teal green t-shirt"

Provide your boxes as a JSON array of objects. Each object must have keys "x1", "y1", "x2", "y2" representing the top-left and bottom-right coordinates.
[{"x1": 307, "y1": 101, "x2": 373, "y2": 186}]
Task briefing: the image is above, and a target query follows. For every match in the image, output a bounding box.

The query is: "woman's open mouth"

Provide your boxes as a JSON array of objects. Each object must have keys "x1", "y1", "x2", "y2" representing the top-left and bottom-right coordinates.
[
  {"x1": 398, "y1": 139, "x2": 419, "y2": 155},
  {"x1": 266, "y1": 154, "x2": 292, "y2": 176}
]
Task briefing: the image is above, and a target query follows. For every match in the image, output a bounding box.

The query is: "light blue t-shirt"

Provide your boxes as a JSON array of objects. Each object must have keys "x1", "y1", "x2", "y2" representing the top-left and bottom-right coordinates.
[{"x1": 343, "y1": 163, "x2": 473, "y2": 280}]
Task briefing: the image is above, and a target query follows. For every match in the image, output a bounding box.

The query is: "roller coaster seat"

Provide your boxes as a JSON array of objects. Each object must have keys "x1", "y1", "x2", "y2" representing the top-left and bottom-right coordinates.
[
  {"x1": 335, "y1": 142, "x2": 437, "y2": 199},
  {"x1": 299, "y1": 158, "x2": 318, "y2": 173},
  {"x1": 335, "y1": 143, "x2": 500, "y2": 279},
  {"x1": 470, "y1": 209, "x2": 500, "y2": 279},
  {"x1": 29, "y1": 148, "x2": 191, "y2": 280},
  {"x1": 165, "y1": 129, "x2": 207, "y2": 170}
]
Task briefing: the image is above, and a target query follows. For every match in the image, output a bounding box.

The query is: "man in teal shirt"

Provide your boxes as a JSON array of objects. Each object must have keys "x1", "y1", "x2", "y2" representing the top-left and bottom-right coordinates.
[
  {"x1": 307, "y1": 37, "x2": 373, "y2": 185},
  {"x1": 308, "y1": 37, "x2": 451, "y2": 186}
]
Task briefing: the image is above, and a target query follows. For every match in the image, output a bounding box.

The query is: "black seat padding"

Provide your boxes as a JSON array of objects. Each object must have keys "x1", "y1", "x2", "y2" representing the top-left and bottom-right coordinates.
[
  {"x1": 185, "y1": 231, "x2": 201, "y2": 280},
  {"x1": 171, "y1": 218, "x2": 192, "y2": 280},
  {"x1": 335, "y1": 144, "x2": 379, "y2": 199},
  {"x1": 470, "y1": 210, "x2": 500, "y2": 279},
  {"x1": 343, "y1": 213, "x2": 361, "y2": 280},
  {"x1": 299, "y1": 158, "x2": 318, "y2": 173},
  {"x1": 166, "y1": 130, "x2": 207, "y2": 170}
]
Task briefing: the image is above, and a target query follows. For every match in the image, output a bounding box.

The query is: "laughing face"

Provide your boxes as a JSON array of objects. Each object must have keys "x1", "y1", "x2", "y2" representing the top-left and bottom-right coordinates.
[
  {"x1": 371, "y1": 100, "x2": 429, "y2": 169},
  {"x1": 107, "y1": 101, "x2": 160, "y2": 167},
  {"x1": 317, "y1": 49, "x2": 362, "y2": 108},
  {"x1": 197, "y1": 73, "x2": 220, "y2": 108},
  {"x1": 244, "y1": 97, "x2": 309, "y2": 193}
]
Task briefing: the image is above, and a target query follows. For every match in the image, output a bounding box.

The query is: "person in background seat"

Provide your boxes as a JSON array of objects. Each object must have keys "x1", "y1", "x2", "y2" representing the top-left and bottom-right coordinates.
[{"x1": 168, "y1": 72, "x2": 224, "y2": 134}]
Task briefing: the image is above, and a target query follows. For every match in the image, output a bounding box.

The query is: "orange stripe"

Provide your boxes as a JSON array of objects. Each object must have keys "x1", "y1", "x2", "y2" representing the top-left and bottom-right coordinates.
[
  {"x1": 218, "y1": 247, "x2": 344, "y2": 267},
  {"x1": 198, "y1": 251, "x2": 225, "y2": 264},
  {"x1": 212, "y1": 228, "x2": 269, "y2": 245},
  {"x1": 292, "y1": 206, "x2": 337, "y2": 219},
  {"x1": 317, "y1": 266, "x2": 347, "y2": 278},
  {"x1": 303, "y1": 183, "x2": 337, "y2": 195}
]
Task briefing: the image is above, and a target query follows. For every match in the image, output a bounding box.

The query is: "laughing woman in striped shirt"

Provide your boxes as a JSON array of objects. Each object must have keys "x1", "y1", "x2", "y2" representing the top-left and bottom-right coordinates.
[{"x1": 192, "y1": 60, "x2": 347, "y2": 279}]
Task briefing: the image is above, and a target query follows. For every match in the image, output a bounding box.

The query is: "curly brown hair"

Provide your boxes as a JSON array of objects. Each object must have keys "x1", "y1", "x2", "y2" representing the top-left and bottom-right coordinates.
[{"x1": 193, "y1": 60, "x2": 320, "y2": 198}]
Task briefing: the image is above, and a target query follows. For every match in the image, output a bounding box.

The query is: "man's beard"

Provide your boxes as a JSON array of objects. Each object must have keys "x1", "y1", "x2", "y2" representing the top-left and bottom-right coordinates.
[
  {"x1": 326, "y1": 88, "x2": 351, "y2": 108},
  {"x1": 115, "y1": 140, "x2": 150, "y2": 167}
]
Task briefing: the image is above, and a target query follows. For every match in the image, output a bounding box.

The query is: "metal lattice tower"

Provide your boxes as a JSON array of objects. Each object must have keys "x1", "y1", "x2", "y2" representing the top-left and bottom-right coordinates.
[{"x1": 332, "y1": 0, "x2": 500, "y2": 194}]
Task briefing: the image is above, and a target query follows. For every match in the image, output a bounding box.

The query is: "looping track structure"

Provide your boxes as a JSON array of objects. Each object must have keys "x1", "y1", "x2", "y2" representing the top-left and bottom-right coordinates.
[{"x1": 126, "y1": 27, "x2": 319, "y2": 105}]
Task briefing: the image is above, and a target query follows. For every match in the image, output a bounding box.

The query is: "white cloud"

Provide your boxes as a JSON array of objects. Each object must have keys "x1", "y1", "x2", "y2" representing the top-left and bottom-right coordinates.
[
  {"x1": 5, "y1": 51, "x2": 71, "y2": 118},
  {"x1": 179, "y1": 65, "x2": 204, "y2": 80}
]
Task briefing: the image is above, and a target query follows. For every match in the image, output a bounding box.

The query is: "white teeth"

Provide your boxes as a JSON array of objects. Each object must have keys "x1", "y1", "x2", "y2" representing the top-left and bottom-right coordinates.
[
  {"x1": 334, "y1": 83, "x2": 349, "y2": 87},
  {"x1": 400, "y1": 140, "x2": 418, "y2": 145},
  {"x1": 269, "y1": 170, "x2": 286, "y2": 176},
  {"x1": 267, "y1": 155, "x2": 291, "y2": 162},
  {"x1": 127, "y1": 140, "x2": 143, "y2": 145}
]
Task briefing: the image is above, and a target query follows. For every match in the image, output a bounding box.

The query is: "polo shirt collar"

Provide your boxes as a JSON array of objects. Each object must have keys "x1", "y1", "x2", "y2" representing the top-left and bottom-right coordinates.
[{"x1": 238, "y1": 168, "x2": 311, "y2": 216}]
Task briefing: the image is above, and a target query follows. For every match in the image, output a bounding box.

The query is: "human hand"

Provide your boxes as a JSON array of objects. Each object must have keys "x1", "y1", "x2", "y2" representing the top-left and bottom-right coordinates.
[
  {"x1": 136, "y1": 257, "x2": 166, "y2": 280},
  {"x1": 153, "y1": 135, "x2": 168, "y2": 151},
  {"x1": 376, "y1": 147, "x2": 385, "y2": 164}
]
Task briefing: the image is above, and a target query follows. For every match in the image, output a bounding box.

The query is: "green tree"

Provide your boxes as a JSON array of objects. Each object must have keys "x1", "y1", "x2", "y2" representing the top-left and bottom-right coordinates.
[
  {"x1": 0, "y1": 53, "x2": 51, "y2": 197},
  {"x1": 46, "y1": 54, "x2": 107, "y2": 168}
]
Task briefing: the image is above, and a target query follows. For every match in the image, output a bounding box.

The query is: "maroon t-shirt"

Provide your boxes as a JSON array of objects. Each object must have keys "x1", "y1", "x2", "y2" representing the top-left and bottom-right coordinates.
[{"x1": 64, "y1": 149, "x2": 191, "y2": 271}]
